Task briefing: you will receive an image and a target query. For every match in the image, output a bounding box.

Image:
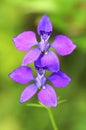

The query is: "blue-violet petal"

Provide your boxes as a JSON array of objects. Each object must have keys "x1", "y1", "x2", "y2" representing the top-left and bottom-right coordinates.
[
  {"x1": 38, "y1": 84, "x2": 57, "y2": 107},
  {"x1": 20, "y1": 84, "x2": 38, "y2": 103},
  {"x1": 22, "y1": 48, "x2": 41, "y2": 65},
  {"x1": 37, "y1": 15, "x2": 52, "y2": 35},
  {"x1": 9, "y1": 66, "x2": 34, "y2": 84},
  {"x1": 48, "y1": 70, "x2": 71, "y2": 88},
  {"x1": 40, "y1": 50, "x2": 60, "y2": 72},
  {"x1": 13, "y1": 31, "x2": 37, "y2": 51},
  {"x1": 52, "y1": 35, "x2": 77, "y2": 56}
]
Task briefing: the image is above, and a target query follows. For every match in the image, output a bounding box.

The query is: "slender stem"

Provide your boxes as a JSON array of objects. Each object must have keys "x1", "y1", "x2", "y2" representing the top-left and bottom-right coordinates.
[
  {"x1": 27, "y1": 100, "x2": 66, "y2": 130},
  {"x1": 47, "y1": 107, "x2": 58, "y2": 130},
  {"x1": 27, "y1": 104, "x2": 58, "y2": 130}
]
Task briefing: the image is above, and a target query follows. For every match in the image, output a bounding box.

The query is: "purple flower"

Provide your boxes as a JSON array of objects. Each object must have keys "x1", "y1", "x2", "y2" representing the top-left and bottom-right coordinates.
[
  {"x1": 13, "y1": 15, "x2": 76, "y2": 72},
  {"x1": 9, "y1": 15, "x2": 77, "y2": 107},
  {"x1": 9, "y1": 66, "x2": 71, "y2": 107}
]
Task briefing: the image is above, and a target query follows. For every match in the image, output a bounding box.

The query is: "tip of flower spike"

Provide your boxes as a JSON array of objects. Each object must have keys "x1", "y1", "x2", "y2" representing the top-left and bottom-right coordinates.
[{"x1": 37, "y1": 15, "x2": 52, "y2": 36}]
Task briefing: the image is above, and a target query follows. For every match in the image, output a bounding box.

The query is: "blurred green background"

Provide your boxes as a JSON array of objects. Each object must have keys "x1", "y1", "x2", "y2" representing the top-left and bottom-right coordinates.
[{"x1": 0, "y1": 0, "x2": 86, "y2": 130}]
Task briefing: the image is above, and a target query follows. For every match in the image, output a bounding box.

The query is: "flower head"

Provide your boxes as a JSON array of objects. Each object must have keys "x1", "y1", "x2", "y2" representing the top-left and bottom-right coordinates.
[
  {"x1": 9, "y1": 66, "x2": 71, "y2": 107},
  {"x1": 9, "y1": 15, "x2": 77, "y2": 107},
  {"x1": 13, "y1": 15, "x2": 76, "y2": 72}
]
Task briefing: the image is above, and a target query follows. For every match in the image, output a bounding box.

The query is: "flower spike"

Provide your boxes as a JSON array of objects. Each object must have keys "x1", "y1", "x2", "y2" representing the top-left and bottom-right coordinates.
[{"x1": 9, "y1": 15, "x2": 77, "y2": 107}]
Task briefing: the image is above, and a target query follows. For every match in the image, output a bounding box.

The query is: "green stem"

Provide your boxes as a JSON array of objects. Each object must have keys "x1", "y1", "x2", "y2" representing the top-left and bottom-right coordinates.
[
  {"x1": 27, "y1": 99, "x2": 66, "y2": 130},
  {"x1": 47, "y1": 107, "x2": 58, "y2": 130}
]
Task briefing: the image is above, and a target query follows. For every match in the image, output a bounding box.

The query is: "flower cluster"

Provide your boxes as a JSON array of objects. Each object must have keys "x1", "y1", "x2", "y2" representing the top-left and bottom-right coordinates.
[{"x1": 9, "y1": 15, "x2": 77, "y2": 107}]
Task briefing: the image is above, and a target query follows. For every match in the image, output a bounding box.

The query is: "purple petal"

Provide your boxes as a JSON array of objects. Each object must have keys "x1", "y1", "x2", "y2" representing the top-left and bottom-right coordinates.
[
  {"x1": 38, "y1": 84, "x2": 57, "y2": 107},
  {"x1": 22, "y1": 48, "x2": 41, "y2": 65},
  {"x1": 48, "y1": 70, "x2": 71, "y2": 88},
  {"x1": 20, "y1": 84, "x2": 38, "y2": 103},
  {"x1": 37, "y1": 15, "x2": 52, "y2": 35},
  {"x1": 52, "y1": 35, "x2": 77, "y2": 56},
  {"x1": 13, "y1": 31, "x2": 38, "y2": 51},
  {"x1": 41, "y1": 50, "x2": 60, "y2": 72},
  {"x1": 9, "y1": 66, "x2": 34, "y2": 84}
]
